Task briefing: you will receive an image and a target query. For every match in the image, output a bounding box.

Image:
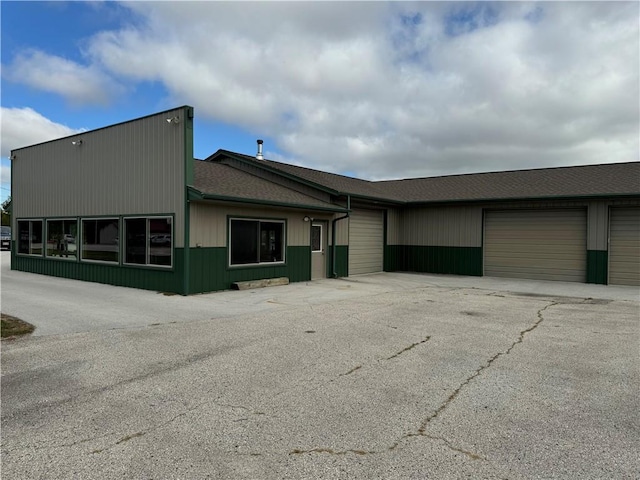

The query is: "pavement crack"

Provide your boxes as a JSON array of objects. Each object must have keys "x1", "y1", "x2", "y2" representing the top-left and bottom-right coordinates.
[
  {"x1": 339, "y1": 365, "x2": 362, "y2": 376},
  {"x1": 291, "y1": 303, "x2": 554, "y2": 462},
  {"x1": 423, "y1": 434, "x2": 484, "y2": 460},
  {"x1": 90, "y1": 398, "x2": 265, "y2": 455},
  {"x1": 386, "y1": 336, "x2": 431, "y2": 360},
  {"x1": 289, "y1": 447, "x2": 376, "y2": 456},
  {"x1": 417, "y1": 301, "x2": 556, "y2": 432}
]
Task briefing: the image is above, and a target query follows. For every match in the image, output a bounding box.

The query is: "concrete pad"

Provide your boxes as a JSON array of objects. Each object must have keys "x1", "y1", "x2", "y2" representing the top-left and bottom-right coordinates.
[{"x1": 1, "y1": 251, "x2": 638, "y2": 337}]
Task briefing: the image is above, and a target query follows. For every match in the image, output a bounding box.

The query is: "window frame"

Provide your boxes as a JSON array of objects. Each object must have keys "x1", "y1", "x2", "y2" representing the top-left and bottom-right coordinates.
[
  {"x1": 228, "y1": 217, "x2": 286, "y2": 267},
  {"x1": 80, "y1": 217, "x2": 121, "y2": 264},
  {"x1": 45, "y1": 218, "x2": 79, "y2": 261},
  {"x1": 311, "y1": 224, "x2": 323, "y2": 252},
  {"x1": 16, "y1": 218, "x2": 44, "y2": 257},
  {"x1": 123, "y1": 216, "x2": 173, "y2": 269}
]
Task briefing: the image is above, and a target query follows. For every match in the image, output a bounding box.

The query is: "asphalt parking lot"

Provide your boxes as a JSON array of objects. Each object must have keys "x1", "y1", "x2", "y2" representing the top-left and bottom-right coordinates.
[{"x1": 1, "y1": 251, "x2": 639, "y2": 479}]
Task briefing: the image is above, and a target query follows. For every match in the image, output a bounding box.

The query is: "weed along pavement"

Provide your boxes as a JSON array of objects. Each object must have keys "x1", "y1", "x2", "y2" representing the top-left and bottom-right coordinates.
[{"x1": 1, "y1": 252, "x2": 639, "y2": 479}]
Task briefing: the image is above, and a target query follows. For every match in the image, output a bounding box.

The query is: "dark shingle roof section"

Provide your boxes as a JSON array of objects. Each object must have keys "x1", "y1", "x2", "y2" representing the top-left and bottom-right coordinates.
[
  {"x1": 226, "y1": 151, "x2": 399, "y2": 201},
  {"x1": 378, "y1": 162, "x2": 640, "y2": 203},
  {"x1": 221, "y1": 151, "x2": 639, "y2": 203},
  {"x1": 192, "y1": 160, "x2": 341, "y2": 210}
]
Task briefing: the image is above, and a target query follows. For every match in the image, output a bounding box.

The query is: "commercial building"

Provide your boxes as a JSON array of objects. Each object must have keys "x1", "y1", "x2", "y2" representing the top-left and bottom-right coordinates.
[{"x1": 10, "y1": 106, "x2": 640, "y2": 294}]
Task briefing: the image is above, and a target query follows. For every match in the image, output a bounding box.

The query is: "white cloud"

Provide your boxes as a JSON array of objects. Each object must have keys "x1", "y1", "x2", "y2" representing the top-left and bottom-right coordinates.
[
  {"x1": 1, "y1": 107, "x2": 84, "y2": 157},
  {"x1": 9, "y1": 1, "x2": 640, "y2": 178},
  {"x1": 4, "y1": 50, "x2": 123, "y2": 105},
  {"x1": 1, "y1": 163, "x2": 11, "y2": 186}
]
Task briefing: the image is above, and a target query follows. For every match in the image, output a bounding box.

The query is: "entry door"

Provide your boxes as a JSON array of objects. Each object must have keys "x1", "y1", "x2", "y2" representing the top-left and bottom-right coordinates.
[{"x1": 311, "y1": 223, "x2": 326, "y2": 280}]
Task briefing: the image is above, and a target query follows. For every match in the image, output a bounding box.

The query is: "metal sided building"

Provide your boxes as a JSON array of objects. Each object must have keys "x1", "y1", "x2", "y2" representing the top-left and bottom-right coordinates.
[{"x1": 10, "y1": 106, "x2": 640, "y2": 294}]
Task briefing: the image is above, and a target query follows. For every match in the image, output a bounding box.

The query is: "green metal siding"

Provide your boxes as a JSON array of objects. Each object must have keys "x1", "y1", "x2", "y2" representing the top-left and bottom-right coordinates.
[
  {"x1": 384, "y1": 245, "x2": 482, "y2": 276},
  {"x1": 12, "y1": 248, "x2": 184, "y2": 294},
  {"x1": 328, "y1": 245, "x2": 349, "y2": 278},
  {"x1": 189, "y1": 246, "x2": 311, "y2": 294},
  {"x1": 586, "y1": 250, "x2": 608, "y2": 285}
]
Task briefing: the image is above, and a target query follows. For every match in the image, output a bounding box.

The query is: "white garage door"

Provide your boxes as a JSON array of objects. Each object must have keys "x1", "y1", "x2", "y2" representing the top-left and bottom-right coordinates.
[
  {"x1": 609, "y1": 207, "x2": 640, "y2": 286},
  {"x1": 484, "y1": 209, "x2": 587, "y2": 282},
  {"x1": 349, "y1": 208, "x2": 384, "y2": 275}
]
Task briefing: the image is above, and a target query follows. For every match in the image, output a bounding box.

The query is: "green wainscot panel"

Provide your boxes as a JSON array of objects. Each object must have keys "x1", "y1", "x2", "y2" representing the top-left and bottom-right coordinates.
[
  {"x1": 12, "y1": 248, "x2": 185, "y2": 294},
  {"x1": 586, "y1": 250, "x2": 608, "y2": 285},
  {"x1": 327, "y1": 245, "x2": 348, "y2": 278},
  {"x1": 188, "y1": 246, "x2": 311, "y2": 294},
  {"x1": 384, "y1": 245, "x2": 482, "y2": 276}
]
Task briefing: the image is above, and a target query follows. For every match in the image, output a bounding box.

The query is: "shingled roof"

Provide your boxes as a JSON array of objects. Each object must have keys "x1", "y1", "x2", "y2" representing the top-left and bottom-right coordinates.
[
  {"x1": 378, "y1": 161, "x2": 640, "y2": 203},
  {"x1": 205, "y1": 150, "x2": 640, "y2": 205},
  {"x1": 219, "y1": 150, "x2": 399, "y2": 201},
  {"x1": 192, "y1": 160, "x2": 344, "y2": 211}
]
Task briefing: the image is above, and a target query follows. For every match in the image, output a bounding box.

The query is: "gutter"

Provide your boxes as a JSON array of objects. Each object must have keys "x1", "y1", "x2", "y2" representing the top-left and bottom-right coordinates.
[{"x1": 331, "y1": 195, "x2": 351, "y2": 278}]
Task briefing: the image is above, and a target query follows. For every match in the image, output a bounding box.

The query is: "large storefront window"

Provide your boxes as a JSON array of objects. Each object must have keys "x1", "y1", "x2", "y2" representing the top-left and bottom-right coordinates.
[
  {"x1": 230, "y1": 219, "x2": 284, "y2": 266},
  {"x1": 81, "y1": 218, "x2": 119, "y2": 263},
  {"x1": 17, "y1": 220, "x2": 43, "y2": 256},
  {"x1": 46, "y1": 219, "x2": 78, "y2": 260},
  {"x1": 124, "y1": 217, "x2": 172, "y2": 267}
]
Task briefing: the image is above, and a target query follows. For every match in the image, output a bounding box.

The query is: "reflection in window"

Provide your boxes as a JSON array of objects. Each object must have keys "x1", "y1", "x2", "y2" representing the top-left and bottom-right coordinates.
[
  {"x1": 230, "y1": 219, "x2": 285, "y2": 266},
  {"x1": 46, "y1": 219, "x2": 78, "y2": 260},
  {"x1": 81, "y1": 218, "x2": 119, "y2": 263},
  {"x1": 17, "y1": 220, "x2": 43, "y2": 256},
  {"x1": 311, "y1": 225, "x2": 322, "y2": 252},
  {"x1": 125, "y1": 217, "x2": 172, "y2": 267}
]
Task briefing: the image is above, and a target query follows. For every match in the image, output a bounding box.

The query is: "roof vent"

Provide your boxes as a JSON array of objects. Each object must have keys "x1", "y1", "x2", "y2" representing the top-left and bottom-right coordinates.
[{"x1": 256, "y1": 139, "x2": 264, "y2": 160}]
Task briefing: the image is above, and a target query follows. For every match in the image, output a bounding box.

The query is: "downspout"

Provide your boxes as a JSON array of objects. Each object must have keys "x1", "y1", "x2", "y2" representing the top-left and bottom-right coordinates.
[
  {"x1": 182, "y1": 107, "x2": 194, "y2": 295},
  {"x1": 331, "y1": 195, "x2": 351, "y2": 278}
]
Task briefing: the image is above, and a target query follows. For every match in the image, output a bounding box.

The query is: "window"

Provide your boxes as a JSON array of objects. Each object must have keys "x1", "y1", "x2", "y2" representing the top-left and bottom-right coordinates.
[
  {"x1": 230, "y1": 219, "x2": 284, "y2": 266},
  {"x1": 81, "y1": 218, "x2": 119, "y2": 263},
  {"x1": 125, "y1": 217, "x2": 172, "y2": 267},
  {"x1": 17, "y1": 220, "x2": 43, "y2": 255},
  {"x1": 311, "y1": 225, "x2": 322, "y2": 252},
  {"x1": 46, "y1": 219, "x2": 78, "y2": 260}
]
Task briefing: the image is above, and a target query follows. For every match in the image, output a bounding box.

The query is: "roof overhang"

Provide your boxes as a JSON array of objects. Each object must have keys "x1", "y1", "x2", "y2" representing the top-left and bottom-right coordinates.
[{"x1": 187, "y1": 186, "x2": 349, "y2": 213}]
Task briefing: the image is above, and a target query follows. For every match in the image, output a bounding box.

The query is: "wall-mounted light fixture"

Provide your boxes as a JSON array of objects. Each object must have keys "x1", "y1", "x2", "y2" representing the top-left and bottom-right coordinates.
[
  {"x1": 166, "y1": 116, "x2": 180, "y2": 124},
  {"x1": 72, "y1": 139, "x2": 83, "y2": 146},
  {"x1": 303, "y1": 216, "x2": 312, "y2": 222},
  {"x1": 9, "y1": 154, "x2": 16, "y2": 160}
]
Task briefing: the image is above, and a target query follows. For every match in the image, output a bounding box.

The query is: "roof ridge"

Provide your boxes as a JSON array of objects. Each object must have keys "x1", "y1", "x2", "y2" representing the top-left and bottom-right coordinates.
[
  {"x1": 376, "y1": 161, "x2": 640, "y2": 183},
  {"x1": 229, "y1": 150, "x2": 376, "y2": 185}
]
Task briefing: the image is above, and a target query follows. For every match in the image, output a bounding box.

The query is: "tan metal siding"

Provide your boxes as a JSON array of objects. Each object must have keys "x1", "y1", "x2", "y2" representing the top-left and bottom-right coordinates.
[
  {"x1": 609, "y1": 207, "x2": 640, "y2": 286},
  {"x1": 484, "y1": 209, "x2": 587, "y2": 282},
  {"x1": 190, "y1": 202, "x2": 326, "y2": 247},
  {"x1": 348, "y1": 208, "x2": 384, "y2": 275},
  {"x1": 12, "y1": 108, "x2": 186, "y2": 246},
  {"x1": 386, "y1": 208, "x2": 402, "y2": 245},
  {"x1": 333, "y1": 213, "x2": 349, "y2": 246},
  {"x1": 401, "y1": 206, "x2": 482, "y2": 247},
  {"x1": 588, "y1": 201, "x2": 610, "y2": 251}
]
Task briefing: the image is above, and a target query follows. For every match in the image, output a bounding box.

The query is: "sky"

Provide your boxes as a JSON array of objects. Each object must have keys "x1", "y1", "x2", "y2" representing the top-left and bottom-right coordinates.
[{"x1": 1, "y1": 1, "x2": 638, "y2": 205}]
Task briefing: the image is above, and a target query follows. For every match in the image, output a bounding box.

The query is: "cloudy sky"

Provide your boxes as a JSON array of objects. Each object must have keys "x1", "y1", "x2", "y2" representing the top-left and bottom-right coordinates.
[{"x1": 1, "y1": 1, "x2": 638, "y2": 204}]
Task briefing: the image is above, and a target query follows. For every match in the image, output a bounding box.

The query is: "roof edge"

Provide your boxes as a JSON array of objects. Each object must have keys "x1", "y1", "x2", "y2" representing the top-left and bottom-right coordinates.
[
  {"x1": 377, "y1": 160, "x2": 640, "y2": 184},
  {"x1": 11, "y1": 105, "x2": 194, "y2": 153},
  {"x1": 405, "y1": 192, "x2": 640, "y2": 206},
  {"x1": 187, "y1": 186, "x2": 349, "y2": 213}
]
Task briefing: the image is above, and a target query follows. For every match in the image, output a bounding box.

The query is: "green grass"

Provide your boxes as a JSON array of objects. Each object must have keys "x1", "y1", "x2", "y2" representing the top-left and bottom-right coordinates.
[{"x1": 1, "y1": 313, "x2": 35, "y2": 338}]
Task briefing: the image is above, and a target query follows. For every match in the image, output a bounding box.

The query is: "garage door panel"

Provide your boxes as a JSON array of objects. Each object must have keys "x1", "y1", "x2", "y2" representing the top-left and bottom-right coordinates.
[
  {"x1": 484, "y1": 209, "x2": 587, "y2": 282},
  {"x1": 609, "y1": 207, "x2": 640, "y2": 286},
  {"x1": 349, "y1": 208, "x2": 384, "y2": 275}
]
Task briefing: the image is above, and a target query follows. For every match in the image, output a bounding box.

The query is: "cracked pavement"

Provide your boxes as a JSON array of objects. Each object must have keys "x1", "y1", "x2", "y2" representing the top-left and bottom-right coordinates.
[{"x1": 2, "y1": 265, "x2": 639, "y2": 479}]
